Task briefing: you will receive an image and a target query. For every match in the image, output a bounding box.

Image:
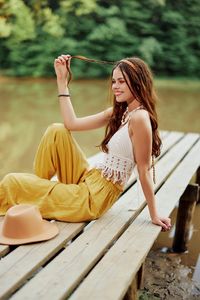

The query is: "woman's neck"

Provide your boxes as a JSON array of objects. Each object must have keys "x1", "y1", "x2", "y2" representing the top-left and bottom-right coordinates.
[{"x1": 127, "y1": 99, "x2": 141, "y2": 112}]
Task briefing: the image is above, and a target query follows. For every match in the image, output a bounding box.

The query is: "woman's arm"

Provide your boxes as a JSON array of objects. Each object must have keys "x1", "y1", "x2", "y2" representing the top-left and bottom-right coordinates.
[
  {"x1": 54, "y1": 54, "x2": 112, "y2": 131},
  {"x1": 129, "y1": 110, "x2": 171, "y2": 231}
]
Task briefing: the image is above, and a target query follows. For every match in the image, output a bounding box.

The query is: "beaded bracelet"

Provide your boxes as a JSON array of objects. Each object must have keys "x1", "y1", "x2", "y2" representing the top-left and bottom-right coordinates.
[{"x1": 58, "y1": 94, "x2": 70, "y2": 97}]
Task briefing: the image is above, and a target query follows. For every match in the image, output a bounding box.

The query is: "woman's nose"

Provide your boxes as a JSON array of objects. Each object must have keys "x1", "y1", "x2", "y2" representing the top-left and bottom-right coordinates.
[{"x1": 112, "y1": 82, "x2": 119, "y2": 90}]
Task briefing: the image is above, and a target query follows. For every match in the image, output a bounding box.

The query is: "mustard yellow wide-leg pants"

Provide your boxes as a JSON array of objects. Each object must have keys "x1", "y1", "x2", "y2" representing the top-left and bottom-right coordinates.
[{"x1": 0, "y1": 124, "x2": 121, "y2": 222}]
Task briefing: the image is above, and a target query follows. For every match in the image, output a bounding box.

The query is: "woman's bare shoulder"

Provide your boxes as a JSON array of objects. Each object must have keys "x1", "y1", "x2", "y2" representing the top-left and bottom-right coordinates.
[
  {"x1": 129, "y1": 108, "x2": 149, "y2": 122},
  {"x1": 129, "y1": 109, "x2": 151, "y2": 132}
]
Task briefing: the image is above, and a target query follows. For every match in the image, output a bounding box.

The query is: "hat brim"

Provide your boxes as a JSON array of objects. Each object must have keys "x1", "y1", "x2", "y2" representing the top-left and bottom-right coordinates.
[{"x1": 0, "y1": 220, "x2": 59, "y2": 245}]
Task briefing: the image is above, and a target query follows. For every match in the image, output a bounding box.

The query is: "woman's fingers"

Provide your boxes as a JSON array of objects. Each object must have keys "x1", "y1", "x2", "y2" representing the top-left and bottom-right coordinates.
[
  {"x1": 61, "y1": 54, "x2": 71, "y2": 60},
  {"x1": 54, "y1": 58, "x2": 62, "y2": 64},
  {"x1": 54, "y1": 55, "x2": 68, "y2": 65},
  {"x1": 54, "y1": 54, "x2": 71, "y2": 65},
  {"x1": 62, "y1": 55, "x2": 71, "y2": 69},
  {"x1": 162, "y1": 217, "x2": 171, "y2": 229},
  {"x1": 57, "y1": 56, "x2": 66, "y2": 64},
  {"x1": 161, "y1": 218, "x2": 171, "y2": 231},
  {"x1": 159, "y1": 220, "x2": 168, "y2": 231},
  {"x1": 152, "y1": 216, "x2": 171, "y2": 231}
]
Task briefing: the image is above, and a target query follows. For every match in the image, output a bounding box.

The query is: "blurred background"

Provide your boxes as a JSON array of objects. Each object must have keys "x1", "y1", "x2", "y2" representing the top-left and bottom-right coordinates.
[{"x1": 0, "y1": 0, "x2": 200, "y2": 295}]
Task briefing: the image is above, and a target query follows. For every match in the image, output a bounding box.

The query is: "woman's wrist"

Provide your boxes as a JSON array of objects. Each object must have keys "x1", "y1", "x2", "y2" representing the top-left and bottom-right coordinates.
[
  {"x1": 57, "y1": 88, "x2": 69, "y2": 95},
  {"x1": 151, "y1": 215, "x2": 159, "y2": 221},
  {"x1": 57, "y1": 81, "x2": 69, "y2": 94},
  {"x1": 148, "y1": 204, "x2": 158, "y2": 221},
  {"x1": 57, "y1": 77, "x2": 67, "y2": 86}
]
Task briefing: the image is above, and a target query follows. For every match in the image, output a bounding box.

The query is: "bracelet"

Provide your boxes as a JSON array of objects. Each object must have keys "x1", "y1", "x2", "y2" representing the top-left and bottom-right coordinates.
[{"x1": 58, "y1": 94, "x2": 70, "y2": 97}]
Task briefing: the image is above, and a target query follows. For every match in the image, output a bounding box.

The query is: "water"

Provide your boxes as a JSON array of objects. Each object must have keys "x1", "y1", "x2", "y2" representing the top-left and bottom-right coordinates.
[
  {"x1": 0, "y1": 76, "x2": 199, "y2": 179},
  {"x1": 0, "y1": 76, "x2": 200, "y2": 278},
  {"x1": 0, "y1": 77, "x2": 111, "y2": 178}
]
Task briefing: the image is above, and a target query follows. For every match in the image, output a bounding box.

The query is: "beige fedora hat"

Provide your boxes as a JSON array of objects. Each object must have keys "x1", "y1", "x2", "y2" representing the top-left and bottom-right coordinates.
[{"x1": 0, "y1": 204, "x2": 59, "y2": 245}]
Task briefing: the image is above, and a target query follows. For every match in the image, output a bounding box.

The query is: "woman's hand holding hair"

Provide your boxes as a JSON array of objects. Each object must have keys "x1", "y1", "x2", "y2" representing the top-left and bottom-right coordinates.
[
  {"x1": 53, "y1": 54, "x2": 110, "y2": 131},
  {"x1": 54, "y1": 54, "x2": 71, "y2": 85}
]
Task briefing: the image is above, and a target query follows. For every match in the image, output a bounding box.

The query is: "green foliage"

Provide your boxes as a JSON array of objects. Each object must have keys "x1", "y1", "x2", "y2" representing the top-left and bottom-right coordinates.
[
  {"x1": 3, "y1": 0, "x2": 36, "y2": 41},
  {"x1": 0, "y1": 0, "x2": 199, "y2": 78},
  {"x1": 37, "y1": 7, "x2": 65, "y2": 37},
  {"x1": 0, "y1": 17, "x2": 12, "y2": 38},
  {"x1": 61, "y1": 0, "x2": 97, "y2": 16},
  {"x1": 139, "y1": 37, "x2": 163, "y2": 66}
]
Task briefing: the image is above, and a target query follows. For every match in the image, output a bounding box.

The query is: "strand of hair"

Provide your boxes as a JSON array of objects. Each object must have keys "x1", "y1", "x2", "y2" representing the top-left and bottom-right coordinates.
[{"x1": 71, "y1": 55, "x2": 115, "y2": 65}]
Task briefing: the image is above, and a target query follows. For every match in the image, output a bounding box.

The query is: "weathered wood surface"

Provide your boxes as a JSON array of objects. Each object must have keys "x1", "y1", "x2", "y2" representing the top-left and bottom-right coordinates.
[
  {"x1": 69, "y1": 138, "x2": 200, "y2": 300},
  {"x1": 9, "y1": 133, "x2": 199, "y2": 300},
  {"x1": 196, "y1": 166, "x2": 200, "y2": 202},
  {"x1": 124, "y1": 263, "x2": 145, "y2": 300},
  {"x1": 0, "y1": 217, "x2": 9, "y2": 258},
  {"x1": 0, "y1": 222, "x2": 85, "y2": 299},
  {"x1": 172, "y1": 183, "x2": 199, "y2": 252},
  {"x1": 0, "y1": 131, "x2": 199, "y2": 300},
  {"x1": 0, "y1": 131, "x2": 174, "y2": 263}
]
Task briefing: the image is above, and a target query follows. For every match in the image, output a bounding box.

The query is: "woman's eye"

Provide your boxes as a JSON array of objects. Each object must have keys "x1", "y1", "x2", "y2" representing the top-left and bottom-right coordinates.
[{"x1": 112, "y1": 79, "x2": 125, "y2": 84}]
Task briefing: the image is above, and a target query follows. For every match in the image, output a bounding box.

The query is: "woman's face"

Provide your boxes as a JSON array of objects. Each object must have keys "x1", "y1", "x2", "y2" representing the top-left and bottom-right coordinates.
[{"x1": 112, "y1": 67, "x2": 135, "y2": 104}]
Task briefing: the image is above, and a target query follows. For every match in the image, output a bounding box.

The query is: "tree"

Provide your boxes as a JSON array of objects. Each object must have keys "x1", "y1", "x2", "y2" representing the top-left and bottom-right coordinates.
[{"x1": 0, "y1": 0, "x2": 199, "y2": 77}]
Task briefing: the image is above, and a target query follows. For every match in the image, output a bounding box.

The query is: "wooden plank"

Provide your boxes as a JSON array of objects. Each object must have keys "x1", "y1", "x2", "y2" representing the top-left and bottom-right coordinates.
[
  {"x1": 160, "y1": 130, "x2": 169, "y2": 139},
  {"x1": 0, "y1": 132, "x2": 179, "y2": 292},
  {"x1": 11, "y1": 197, "x2": 140, "y2": 300},
  {"x1": 0, "y1": 217, "x2": 10, "y2": 257},
  {"x1": 172, "y1": 184, "x2": 199, "y2": 252},
  {"x1": 69, "y1": 138, "x2": 200, "y2": 300},
  {"x1": 10, "y1": 134, "x2": 199, "y2": 300},
  {"x1": 136, "y1": 134, "x2": 199, "y2": 205},
  {"x1": 0, "y1": 132, "x2": 173, "y2": 297},
  {"x1": 160, "y1": 131, "x2": 184, "y2": 156},
  {"x1": 196, "y1": 166, "x2": 200, "y2": 203},
  {"x1": 11, "y1": 134, "x2": 198, "y2": 300},
  {"x1": 0, "y1": 222, "x2": 85, "y2": 300},
  {"x1": 0, "y1": 245, "x2": 9, "y2": 258}
]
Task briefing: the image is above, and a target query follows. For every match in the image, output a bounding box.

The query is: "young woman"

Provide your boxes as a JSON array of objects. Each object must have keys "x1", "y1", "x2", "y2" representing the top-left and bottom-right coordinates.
[{"x1": 0, "y1": 54, "x2": 171, "y2": 231}]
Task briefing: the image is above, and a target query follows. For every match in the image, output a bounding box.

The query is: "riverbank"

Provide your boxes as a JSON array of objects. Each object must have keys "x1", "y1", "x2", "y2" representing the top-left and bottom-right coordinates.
[
  {"x1": 139, "y1": 250, "x2": 200, "y2": 300},
  {"x1": 0, "y1": 74, "x2": 200, "y2": 83},
  {"x1": 138, "y1": 201, "x2": 200, "y2": 299},
  {"x1": 155, "y1": 78, "x2": 200, "y2": 89}
]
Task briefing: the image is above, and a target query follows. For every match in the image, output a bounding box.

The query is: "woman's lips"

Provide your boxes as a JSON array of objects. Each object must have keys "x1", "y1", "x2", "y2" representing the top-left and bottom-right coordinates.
[{"x1": 115, "y1": 92, "x2": 123, "y2": 96}]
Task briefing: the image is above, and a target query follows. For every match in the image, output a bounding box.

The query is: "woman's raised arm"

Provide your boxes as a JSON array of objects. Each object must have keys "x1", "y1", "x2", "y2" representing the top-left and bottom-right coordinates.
[{"x1": 54, "y1": 54, "x2": 112, "y2": 131}]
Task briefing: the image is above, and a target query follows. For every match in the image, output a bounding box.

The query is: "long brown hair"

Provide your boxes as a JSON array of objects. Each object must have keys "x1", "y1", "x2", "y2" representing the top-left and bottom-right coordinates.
[
  {"x1": 68, "y1": 55, "x2": 162, "y2": 158},
  {"x1": 100, "y1": 57, "x2": 162, "y2": 158}
]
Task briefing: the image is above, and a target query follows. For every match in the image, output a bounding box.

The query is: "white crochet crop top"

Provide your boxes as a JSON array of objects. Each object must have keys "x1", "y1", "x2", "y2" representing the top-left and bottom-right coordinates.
[{"x1": 96, "y1": 121, "x2": 135, "y2": 186}]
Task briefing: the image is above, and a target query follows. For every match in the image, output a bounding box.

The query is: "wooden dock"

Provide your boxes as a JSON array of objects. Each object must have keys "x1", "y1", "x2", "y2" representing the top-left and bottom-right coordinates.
[{"x1": 0, "y1": 130, "x2": 200, "y2": 300}]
